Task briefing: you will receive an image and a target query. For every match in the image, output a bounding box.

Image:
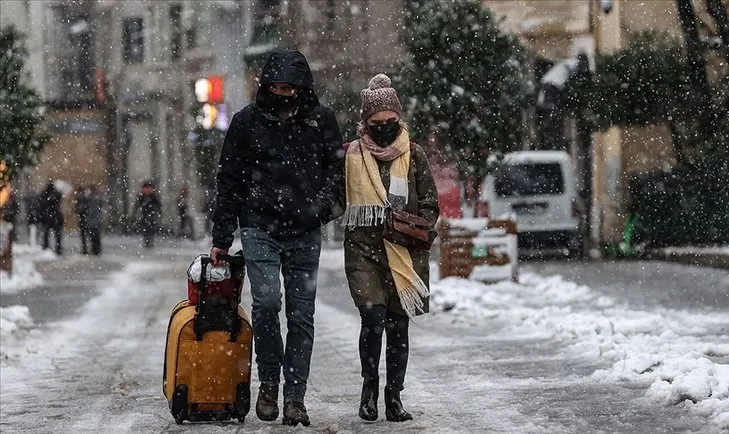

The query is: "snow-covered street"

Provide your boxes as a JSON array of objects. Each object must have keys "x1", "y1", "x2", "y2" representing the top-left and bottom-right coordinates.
[{"x1": 1, "y1": 236, "x2": 728, "y2": 433}]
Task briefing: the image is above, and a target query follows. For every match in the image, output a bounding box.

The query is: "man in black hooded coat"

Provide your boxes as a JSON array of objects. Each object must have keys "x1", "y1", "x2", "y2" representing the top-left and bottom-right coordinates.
[{"x1": 210, "y1": 49, "x2": 344, "y2": 426}]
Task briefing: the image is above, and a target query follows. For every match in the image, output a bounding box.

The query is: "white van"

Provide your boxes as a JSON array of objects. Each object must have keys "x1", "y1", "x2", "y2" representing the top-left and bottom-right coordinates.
[{"x1": 475, "y1": 150, "x2": 583, "y2": 256}]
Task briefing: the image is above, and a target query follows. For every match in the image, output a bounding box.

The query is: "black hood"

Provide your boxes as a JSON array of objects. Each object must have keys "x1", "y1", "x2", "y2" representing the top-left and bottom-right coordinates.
[{"x1": 256, "y1": 48, "x2": 319, "y2": 114}]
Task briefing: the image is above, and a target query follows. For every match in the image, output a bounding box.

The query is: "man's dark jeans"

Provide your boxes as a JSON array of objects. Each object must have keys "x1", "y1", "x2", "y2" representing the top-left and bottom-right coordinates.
[{"x1": 240, "y1": 227, "x2": 321, "y2": 402}]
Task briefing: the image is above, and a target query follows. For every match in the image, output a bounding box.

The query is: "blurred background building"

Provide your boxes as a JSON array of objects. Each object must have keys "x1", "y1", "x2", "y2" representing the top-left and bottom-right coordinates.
[
  {"x1": 2, "y1": 0, "x2": 725, "y2": 245},
  {"x1": 2, "y1": 0, "x2": 247, "y2": 232},
  {"x1": 481, "y1": 0, "x2": 726, "y2": 244}
]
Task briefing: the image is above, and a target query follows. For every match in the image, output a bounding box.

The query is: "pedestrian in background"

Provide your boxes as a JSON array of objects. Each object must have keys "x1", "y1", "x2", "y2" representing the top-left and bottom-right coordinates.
[
  {"x1": 177, "y1": 185, "x2": 193, "y2": 239},
  {"x1": 74, "y1": 186, "x2": 89, "y2": 254},
  {"x1": 85, "y1": 185, "x2": 103, "y2": 255},
  {"x1": 132, "y1": 181, "x2": 162, "y2": 249},
  {"x1": 203, "y1": 189, "x2": 215, "y2": 235},
  {"x1": 39, "y1": 180, "x2": 64, "y2": 255},
  {"x1": 24, "y1": 194, "x2": 40, "y2": 247}
]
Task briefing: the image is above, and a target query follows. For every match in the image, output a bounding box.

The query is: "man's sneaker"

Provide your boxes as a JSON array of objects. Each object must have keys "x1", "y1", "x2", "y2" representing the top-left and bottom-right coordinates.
[
  {"x1": 255, "y1": 384, "x2": 279, "y2": 421},
  {"x1": 282, "y1": 401, "x2": 310, "y2": 426}
]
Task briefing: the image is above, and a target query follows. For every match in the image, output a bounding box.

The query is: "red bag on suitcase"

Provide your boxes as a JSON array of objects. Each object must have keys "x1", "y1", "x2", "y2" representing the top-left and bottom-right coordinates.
[{"x1": 186, "y1": 254, "x2": 243, "y2": 305}]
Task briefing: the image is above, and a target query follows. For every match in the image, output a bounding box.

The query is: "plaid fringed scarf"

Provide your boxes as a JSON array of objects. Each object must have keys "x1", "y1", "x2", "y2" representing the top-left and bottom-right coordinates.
[{"x1": 342, "y1": 128, "x2": 429, "y2": 318}]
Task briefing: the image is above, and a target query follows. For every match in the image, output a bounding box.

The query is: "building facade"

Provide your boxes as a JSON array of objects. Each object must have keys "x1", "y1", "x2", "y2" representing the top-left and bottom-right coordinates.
[
  {"x1": 1, "y1": 0, "x2": 109, "y2": 230},
  {"x1": 95, "y1": 0, "x2": 248, "y2": 231},
  {"x1": 242, "y1": 0, "x2": 407, "y2": 140},
  {"x1": 6, "y1": 0, "x2": 723, "y2": 244},
  {"x1": 2, "y1": 0, "x2": 250, "y2": 233},
  {"x1": 483, "y1": 0, "x2": 726, "y2": 244}
]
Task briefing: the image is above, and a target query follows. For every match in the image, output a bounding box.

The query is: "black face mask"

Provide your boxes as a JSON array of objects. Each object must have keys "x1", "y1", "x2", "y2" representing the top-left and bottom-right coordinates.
[
  {"x1": 368, "y1": 122, "x2": 401, "y2": 147},
  {"x1": 261, "y1": 88, "x2": 298, "y2": 112}
]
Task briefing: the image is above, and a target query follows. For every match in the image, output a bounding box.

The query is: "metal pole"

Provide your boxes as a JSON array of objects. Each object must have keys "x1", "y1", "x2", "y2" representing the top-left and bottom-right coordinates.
[{"x1": 591, "y1": 0, "x2": 623, "y2": 251}]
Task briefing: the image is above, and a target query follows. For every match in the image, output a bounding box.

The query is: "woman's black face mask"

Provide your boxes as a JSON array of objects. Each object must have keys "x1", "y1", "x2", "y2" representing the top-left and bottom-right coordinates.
[{"x1": 368, "y1": 122, "x2": 401, "y2": 147}]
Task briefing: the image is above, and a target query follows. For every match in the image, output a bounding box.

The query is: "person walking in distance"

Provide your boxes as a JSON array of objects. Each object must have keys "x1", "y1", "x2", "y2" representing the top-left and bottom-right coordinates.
[
  {"x1": 133, "y1": 181, "x2": 162, "y2": 249},
  {"x1": 209, "y1": 48, "x2": 344, "y2": 426},
  {"x1": 39, "y1": 180, "x2": 64, "y2": 255},
  {"x1": 177, "y1": 185, "x2": 193, "y2": 238},
  {"x1": 85, "y1": 185, "x2": 104, "y2": 255},
  {"x1": 74, "y1": 186, "x2": 89, "y2": 254}
]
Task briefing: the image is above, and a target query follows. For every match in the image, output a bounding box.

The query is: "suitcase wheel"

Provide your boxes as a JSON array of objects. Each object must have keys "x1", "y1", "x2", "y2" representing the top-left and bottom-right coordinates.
[
  {"x1": 171, "y1": 384, "x2": 188, "y2": 424},
  {"x1": 234, "y1": 382, "x2": 250, "y2": 421}
]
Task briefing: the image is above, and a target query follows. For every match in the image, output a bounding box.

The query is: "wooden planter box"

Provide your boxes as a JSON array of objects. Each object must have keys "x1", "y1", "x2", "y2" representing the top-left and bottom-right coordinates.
[{"x1": 437, "y1": 218, "x2": 518, "y2": 283}]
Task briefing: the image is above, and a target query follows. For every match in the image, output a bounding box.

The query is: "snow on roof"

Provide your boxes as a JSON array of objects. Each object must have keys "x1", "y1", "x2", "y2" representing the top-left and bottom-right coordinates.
[
  {"x1": 504, "y1": 150, "x2": 571, "y2": 163},
  {"x1": 540, "y1": 57, "x2": 579, "y2": 89},
  {"x1": 443, "y1": 218, "x2": 489, "y2": 233},
  {"x1": 243, "y1": 43, "x2": 278, "y2": 57}
]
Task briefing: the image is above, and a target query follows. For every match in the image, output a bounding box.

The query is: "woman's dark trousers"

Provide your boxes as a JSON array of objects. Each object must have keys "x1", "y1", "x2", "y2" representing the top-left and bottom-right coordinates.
[{"x1": 358, "y1": 305, "x2": 410, "y2": 421}]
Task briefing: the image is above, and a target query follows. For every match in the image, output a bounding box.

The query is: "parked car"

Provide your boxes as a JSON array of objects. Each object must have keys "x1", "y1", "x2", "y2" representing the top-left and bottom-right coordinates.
[{"x1": 475, "y1": 150, "x2": 584, "y2": 256}]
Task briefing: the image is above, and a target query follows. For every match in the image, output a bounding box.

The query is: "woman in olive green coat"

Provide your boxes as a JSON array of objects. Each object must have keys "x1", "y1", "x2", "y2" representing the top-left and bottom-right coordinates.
[{"x1": 339, "y1": 74, "x2": 439, "y2": 422}]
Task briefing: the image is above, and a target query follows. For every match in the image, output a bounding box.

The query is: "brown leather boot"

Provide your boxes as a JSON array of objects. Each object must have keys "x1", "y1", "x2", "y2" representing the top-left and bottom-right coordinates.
[{"x1": 255, "y1": 384, "x2": 279, "y2": 421}]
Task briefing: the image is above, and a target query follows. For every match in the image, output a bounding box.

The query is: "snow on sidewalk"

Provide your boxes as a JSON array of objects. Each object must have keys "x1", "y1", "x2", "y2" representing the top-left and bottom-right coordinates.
[
  {"x1": 0, "y1": 305, "x2": 34, "y2": 358},
  {"x1": 661, "y1": 245, "x2": 729, "y2": 256},
  {"x1": 0, "y1": 245, "x2": 46, "y2": 359},
  {"x1": 321, "y1": 248, "x2": 729, "y2": 427},
  {"x1": 430, "y1": 273, "x2": 729, "y2": 429},
  {"x1": 0, "y1": 260, "x2": 182, "y2": 433},
  {"x1": 0, "y1": 243, "x2": 54, "y2": 295}
]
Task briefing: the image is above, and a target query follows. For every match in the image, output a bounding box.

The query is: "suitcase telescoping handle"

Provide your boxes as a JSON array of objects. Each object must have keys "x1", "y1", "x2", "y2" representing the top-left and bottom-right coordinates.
[
  {"x1": 194, "y1": 254, "x2": 246, "y2": 341},
  {"x1": 198, "y1": 254, "x2": 246, "y2": 301},
  {"x1": 216, "y1": 254, "x2": 246, "y2": 267}
]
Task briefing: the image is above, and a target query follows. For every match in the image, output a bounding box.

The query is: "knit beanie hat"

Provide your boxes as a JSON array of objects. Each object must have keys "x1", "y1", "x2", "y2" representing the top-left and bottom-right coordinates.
[{"x1": 360, "y1": 73, "x2": 402, "y2": 121}]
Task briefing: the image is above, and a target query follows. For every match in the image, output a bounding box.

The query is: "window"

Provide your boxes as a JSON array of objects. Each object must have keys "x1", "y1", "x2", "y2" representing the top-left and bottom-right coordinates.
[
  {"x1": 169, "y1": 5, "x2": 182, "y2": 60},
  {"x1": 123, "y1": 17, "x2": 144, "y2": 63},
  {"x1": 495, "y1": 163, "x2": 565, "y2": 196}
]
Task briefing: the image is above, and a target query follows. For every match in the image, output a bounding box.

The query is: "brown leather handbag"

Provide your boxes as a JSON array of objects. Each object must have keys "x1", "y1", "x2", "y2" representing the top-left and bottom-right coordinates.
[
  {"x1": 358, "y1": 141, "x2": 436, "y2": 250},
  {"x1": 384, "y1": 209, "x2": 437, "y2": 250}
]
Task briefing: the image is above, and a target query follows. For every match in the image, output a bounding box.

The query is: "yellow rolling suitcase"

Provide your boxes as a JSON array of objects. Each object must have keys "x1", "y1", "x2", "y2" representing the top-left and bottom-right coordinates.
[{"x1": 163, "y1": 254, "x2": 252, "y2": 424}]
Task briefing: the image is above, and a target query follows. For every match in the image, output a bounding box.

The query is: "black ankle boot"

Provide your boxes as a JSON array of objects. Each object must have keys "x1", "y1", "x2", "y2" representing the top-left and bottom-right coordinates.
[
  {"x1": 255, "y1": 384, "x2": 279, "y2": 421},
  {"x1": 282, "y1": 400, "x2": 310, "y2": 426},
  {"x1": 359, "y1": 376, "x2": 379, "y2": 421},
  {"x1": 384, "y1": 386, "x2": 412, "y2": 422}
]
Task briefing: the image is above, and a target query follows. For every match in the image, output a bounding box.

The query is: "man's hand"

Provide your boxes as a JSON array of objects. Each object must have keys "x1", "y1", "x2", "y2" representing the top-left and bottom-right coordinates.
[{"x1": 210, "y1": 246, "x2": 229, "y2": 267}]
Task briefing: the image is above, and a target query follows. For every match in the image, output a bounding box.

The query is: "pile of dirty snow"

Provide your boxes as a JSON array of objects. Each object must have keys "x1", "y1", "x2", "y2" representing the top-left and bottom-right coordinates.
[
  {"x1": 0, "y1": 243, "x2": 52, "y2": 294},
  {"x1": 0, "y1": 305, "x2": 34, "y2": 358},
  {"x1": 430, "y1": 273, "x2": 729, "y2": 429},
  {"x1": 12, "y1": 243, "x2": 58, "y2": 260},
  {"x1": 0, "y1": 257, "x2": 44, "y2": 295}
]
